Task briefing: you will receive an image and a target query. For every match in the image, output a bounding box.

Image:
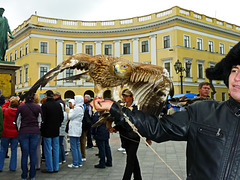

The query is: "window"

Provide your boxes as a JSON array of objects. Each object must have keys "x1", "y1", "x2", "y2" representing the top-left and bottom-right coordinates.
[
  {"x1": 198, "y1": 63, "x2": 203, "y2": 78},
  {"x1": 123, "y1": 43, "x2": 130, "y2": 54},
  {"x1": 15, "y1": 50, "x2": 17, "y2": 60},
  {"x1": 185, "y1": 62, "x2": 191, "y2": 78},
  {"x1": 211, "y1": 92, "x2": 215, "y2": 100},
  {"x1": 141, "y1": 40, "x2": 149, "y2": 52},
  {"x1": 163, "y1": 35, "x2": 170, "y2": 48},
  {"x1": 197, "y1": 38, "x2": 203, "y2": 50},
  {"x1": 66, "y1": 69, "x2": 74, "y2": 82},
  {"x1": 25, "y1": 67, "x2": 28, "y2": 82},
  {"x1": 85, "y1": 45, "x2": 93, "y2": 55},
  {"x1": 104, "y1": 44, "x2": 112, "y2": 55},
  {"x1": 40, "y1": 67, "x2": 48, "y2": 78},
  {"x1": 222, "y1": 92, "x2": 226, "y2": 101},
  {"x1": 66, "y1": 44, "x2": 73, "y2": 55},
  {"x1": 208, "y1": 41, "x2": 214, "y2": 52},
  {"x1": 19, "y1": 69, "x2": 22, "y2": 84},
  {"x1": 184, "y1": 35, "x2": 190, "y2": 48},
  {"x1": 219, "y1": 43, "x2": 225, "y2": 54},
  {"x1": 10, "y1": 53, "x2": 12, "y2": 62},
  {"x1": 5, "y1": 55, "x2": 8, "y2": 61},
  {"x1": 40, "y1": 42, "x2": 48, "y2": 53},
  {"x1": 164, "y1": 62, "x2": 170, "y2": 74},
  {"x1": 20, "y1": 46, "x2": 23, "y2": 58},
  {"x1": 25, "y1": 43, "x2": 28, "y2": 55}
]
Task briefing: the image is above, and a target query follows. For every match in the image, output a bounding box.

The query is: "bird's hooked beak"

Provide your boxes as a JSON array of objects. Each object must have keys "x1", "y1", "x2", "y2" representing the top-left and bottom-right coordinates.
[{"x1": 114, "y1": 64, "x2": 120, "y2": 74}]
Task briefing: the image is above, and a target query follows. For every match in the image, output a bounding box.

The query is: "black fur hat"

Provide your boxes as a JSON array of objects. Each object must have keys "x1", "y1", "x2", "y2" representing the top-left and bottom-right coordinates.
[{"x1": 206, "y1": 42, "x2": 240, "y2": 87}]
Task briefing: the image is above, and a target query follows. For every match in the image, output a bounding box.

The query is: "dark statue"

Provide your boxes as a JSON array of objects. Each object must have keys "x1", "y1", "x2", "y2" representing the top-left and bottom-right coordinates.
[{"x1": 0, "y1": 8, "x2": 14, "y2": 61}]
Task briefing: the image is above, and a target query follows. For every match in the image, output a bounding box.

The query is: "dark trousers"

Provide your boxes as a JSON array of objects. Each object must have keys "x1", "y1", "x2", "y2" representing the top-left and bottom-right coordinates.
[
  {"x1": 96, "y1": 139, "x2": 112, "y2": 167},
  {"x1": 86, "y1": 128, "x2": 93, "y2": 148},
  {"x1": 122, "y1": 138, "x2": 142, "y2": 180}
]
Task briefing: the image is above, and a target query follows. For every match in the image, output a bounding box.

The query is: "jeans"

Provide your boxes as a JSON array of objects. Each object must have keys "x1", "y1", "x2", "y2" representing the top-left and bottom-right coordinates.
[
  {"x1": 96, "y1": 139, "x2": 112, "y2": 167},
  {"x1": 69, "y1": 136, "x2": 82, "y2": 166},
  {"x1": 59, "y1": 136, "x2": 66, "y2": 163},
  {"x1": 43, "y1": 136, "x2": 59, "y2": 172},
  {"x1": 0, "y1": 136, "x2": 18, "y2": 171},
  {"x1": 18, "y1": 134, "x2": 40, "y2": 179}
]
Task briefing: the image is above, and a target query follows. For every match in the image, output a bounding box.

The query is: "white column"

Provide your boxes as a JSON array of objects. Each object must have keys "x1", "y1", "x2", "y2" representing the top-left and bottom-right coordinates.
[
  {"x1": 150, "y1": 34, "x2": 157, "y2": 65},
  {"x1": 76, "y1": 41, "x2": 84, "y2": 85},
  {"x1": 95, "y1": 41, "x2": 102, "y2": 55},
  {"x1": 132, "y1": 38, "x2": 139, "y2": 63},
  {"x1": 56, "y1": 39, "x2": 64, "y2": 85},
  {"x1": 114, "y1": 40, "x2": 121, "y2": 57},
  {"x1": 76, "y1": 40, "x2": 83, "y2": 53}
]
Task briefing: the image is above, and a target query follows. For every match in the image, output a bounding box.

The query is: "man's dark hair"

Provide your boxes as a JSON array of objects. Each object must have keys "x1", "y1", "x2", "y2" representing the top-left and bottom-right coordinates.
[{"x1": 198, "y1": 82, "x2": 210, "y2": 89}]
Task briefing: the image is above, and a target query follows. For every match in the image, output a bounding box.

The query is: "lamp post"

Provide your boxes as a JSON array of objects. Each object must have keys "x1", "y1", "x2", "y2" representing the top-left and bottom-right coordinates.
[{"x1": 174, "y1": 59, "x2": 191, "y2": 94}]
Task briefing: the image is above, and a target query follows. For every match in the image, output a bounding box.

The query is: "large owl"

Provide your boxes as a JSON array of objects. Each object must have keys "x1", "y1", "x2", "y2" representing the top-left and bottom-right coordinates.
[{"x1": 23, "y1": 53, "x2": 174, "y2": 116}]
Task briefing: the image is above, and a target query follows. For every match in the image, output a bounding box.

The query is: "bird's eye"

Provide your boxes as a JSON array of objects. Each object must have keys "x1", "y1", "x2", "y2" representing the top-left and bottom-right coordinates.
[{"x1": 122, "y1": 65, "x2": 127, "y2": 68}]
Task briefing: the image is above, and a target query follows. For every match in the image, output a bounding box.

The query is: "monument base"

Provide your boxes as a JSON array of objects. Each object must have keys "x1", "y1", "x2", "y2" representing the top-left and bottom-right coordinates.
[{"x1": 0, "y1": 61, "x2": 21, "y2": 98}]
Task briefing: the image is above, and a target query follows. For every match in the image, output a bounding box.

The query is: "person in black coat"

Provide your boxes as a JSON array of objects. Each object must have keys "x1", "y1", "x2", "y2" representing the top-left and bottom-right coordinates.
[
  {"x1": 41, "y1": 90, "x2": 63, "y2": 173},
  {"x1": 113, "y1": 90, "x2": 142, "y2": 180}
]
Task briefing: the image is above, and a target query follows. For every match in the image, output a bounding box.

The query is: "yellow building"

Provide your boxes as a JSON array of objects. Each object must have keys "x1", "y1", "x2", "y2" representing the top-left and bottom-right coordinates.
[{"x1": 5, "y1": 6, "x2": 240, "y2": 100}]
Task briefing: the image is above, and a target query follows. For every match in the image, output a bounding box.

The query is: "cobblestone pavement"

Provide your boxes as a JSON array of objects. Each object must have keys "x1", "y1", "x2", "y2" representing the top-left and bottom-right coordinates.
[{"x1": 0, "y1": 133, "x2": 187, "y2": 180}]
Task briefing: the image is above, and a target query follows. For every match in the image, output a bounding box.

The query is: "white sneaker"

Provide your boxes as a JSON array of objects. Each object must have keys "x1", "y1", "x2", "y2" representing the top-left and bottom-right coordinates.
[
  {"x1": 82, "y1": 158, "x2": 86, "y2": 162},
  {"x1": 79, "y1": 164, "x2": 82, "y2": 167},
  {"x1": 68, "y1": 164, "x2": 79, "y2": 168},
  {"x1": 59, "y1": 162, "x2": 62, "y2": 165},
  {"x1": 63, "y1": 160, "x2": 66, "y2": 163},
  {"x1": 118, "y1": 147, "x2": 125, "y2": 152},
  {"x1": 122, "y1": 151, "x2": 126, "y2": 154}
]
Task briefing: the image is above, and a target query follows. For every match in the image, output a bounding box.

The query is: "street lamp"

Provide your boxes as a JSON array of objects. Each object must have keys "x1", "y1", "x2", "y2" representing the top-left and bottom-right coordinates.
[{"x1": 174, "y1": 59, "x2": 191, "y2": 94}]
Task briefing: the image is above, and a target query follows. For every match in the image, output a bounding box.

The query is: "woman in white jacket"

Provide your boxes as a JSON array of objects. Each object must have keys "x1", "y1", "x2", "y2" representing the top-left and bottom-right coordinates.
[{"x1": 67, "y1": 95, "x2": 84, "y2": 168}]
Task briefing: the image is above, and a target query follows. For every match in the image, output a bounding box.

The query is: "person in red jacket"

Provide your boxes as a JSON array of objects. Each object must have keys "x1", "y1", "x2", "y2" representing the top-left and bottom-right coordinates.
[{"x1": 0, "y1": 97, "x2": 20, "y2": 172}]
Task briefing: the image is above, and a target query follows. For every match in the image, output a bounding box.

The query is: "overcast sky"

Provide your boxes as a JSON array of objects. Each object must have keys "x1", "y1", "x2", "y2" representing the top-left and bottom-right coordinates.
[{"x1": 1, "y1": 0, "x2": 239, "y2": 31}]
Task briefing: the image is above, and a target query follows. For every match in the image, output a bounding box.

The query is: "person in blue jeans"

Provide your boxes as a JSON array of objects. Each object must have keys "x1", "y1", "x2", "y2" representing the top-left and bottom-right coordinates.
[
  {"x1": 68, "y1": 95, "x2": 84, "y2": 168},
  {"x1": 92, "y1": 111, "x2": 112, "y2": 168},
  {"x1": 41, "y1": 90, "x2": 63, "y2": 173},
  {"x1": 0, "y1": 97, "x2": 20, "y2": 172},
  {"x1": 59, "y1": 104, "x2": 67, "y2": 164},
  {"x1": 15, "y1": 94, "x2": 43, "y2": 180}
]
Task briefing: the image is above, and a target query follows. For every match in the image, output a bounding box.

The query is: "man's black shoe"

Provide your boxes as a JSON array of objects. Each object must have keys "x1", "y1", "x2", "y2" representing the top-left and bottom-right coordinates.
[
  {"x1": 41, "y1": 169, "x2": 53, "y2": 173},
  {"x1": 94, "y1": 164, "x2": 105, "y2": 168}
]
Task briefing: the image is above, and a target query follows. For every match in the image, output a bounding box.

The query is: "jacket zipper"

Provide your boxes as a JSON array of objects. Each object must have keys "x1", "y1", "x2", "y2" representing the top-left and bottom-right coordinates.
[
  {"x1": 223, "y1": 118, "x2": 240, "y2": 179},
  {"x1": 198, "y1": 127, "x2": 222, "y2": 137}
]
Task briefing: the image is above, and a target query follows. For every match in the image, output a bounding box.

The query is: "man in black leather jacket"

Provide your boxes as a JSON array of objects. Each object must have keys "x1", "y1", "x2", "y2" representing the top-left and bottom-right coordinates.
[{"x1": 93, "y1": 42, "x2": 240, "y2": 180}]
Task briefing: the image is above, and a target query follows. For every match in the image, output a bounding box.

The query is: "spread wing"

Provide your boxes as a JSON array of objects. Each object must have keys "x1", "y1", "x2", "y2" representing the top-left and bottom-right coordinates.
[
  {"x1": 127, "y1": 63, "x2": 174, "y2": 116},
  {"x1": 20, "y1": 53, "x2": 99, "y2": 100}
]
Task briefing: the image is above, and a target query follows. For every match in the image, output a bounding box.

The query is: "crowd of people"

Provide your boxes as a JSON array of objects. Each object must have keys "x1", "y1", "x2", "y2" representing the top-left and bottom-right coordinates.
[
  {"x1": 0, "y1": 91, "x2": 106, "y2": 179},
  {"x1": 0, "y1": 89, "x2": 144, "y2": 180}
]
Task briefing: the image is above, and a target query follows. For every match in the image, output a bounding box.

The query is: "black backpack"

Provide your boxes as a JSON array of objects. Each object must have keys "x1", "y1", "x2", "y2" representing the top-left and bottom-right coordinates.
[{"x1": 82, "y1": 105, "x2": 92, "y2": 131}]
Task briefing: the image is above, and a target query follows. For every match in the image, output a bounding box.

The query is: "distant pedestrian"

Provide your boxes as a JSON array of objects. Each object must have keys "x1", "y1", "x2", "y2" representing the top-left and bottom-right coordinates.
[
  {"x1": 15, "y1": 94, "x2": 42, "y2": 180},
  {"x1": 68, "y1": 95, "x2": 84, "y2": 168},
  {"x1": 0, "y1": 97, "x2": 20, "y2": 172},
  {"x1": 41, "y1": 90, "x2": 63, "y2": 173}
]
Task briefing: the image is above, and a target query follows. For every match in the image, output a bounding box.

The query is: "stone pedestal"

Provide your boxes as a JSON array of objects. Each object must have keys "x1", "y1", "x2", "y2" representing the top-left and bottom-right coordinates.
[{"x1": 0, "y1": 61, "x2": 21, "y2": 97}]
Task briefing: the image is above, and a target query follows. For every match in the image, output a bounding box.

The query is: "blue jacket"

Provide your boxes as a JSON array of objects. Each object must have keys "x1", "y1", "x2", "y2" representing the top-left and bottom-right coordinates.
[{"x1": 92, "y1": 112, "x2": 109, "y2": 141}]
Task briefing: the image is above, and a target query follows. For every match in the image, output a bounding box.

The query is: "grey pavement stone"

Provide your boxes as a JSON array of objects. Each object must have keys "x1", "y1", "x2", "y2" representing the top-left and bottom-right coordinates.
[{"x1": 0, "y1": 133, "x2": 187, "y2": 180}]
